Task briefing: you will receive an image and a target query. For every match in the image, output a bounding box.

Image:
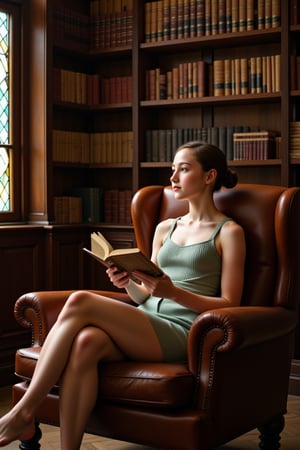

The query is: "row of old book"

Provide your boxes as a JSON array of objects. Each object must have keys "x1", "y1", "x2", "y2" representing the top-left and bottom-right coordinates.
[
  {"x1": 53, "y1": 130, "x2": 133, "y2": 164},
  {"x1": 54, "y1": 188, "x2": 133, "y2": 225},
  {"x1": 213, "y1": 55, "x2": 281, "y2": 96},
  {"x1": 53, "y1": 69, "x2": 132, "y2": 105},
  {"x1": 233, "y1": 131, "x2": 278, "y2": 160},
  {"x1": 290, "y1": 122, "x2": 300, "y2": 159},
  {"x1": 55, "y1": 55, "x2": 280, "y2": 107},
  {"x1": 145, "y1": 60, "x2": 207, "y2": 100},
  {"x1": 90, "y1": 0, "x2": 133, "y2": 49},
  {"x1": 145, "y1": 54, "x2": 281, "y2": 101},
  {"x1": 53, "y1": 7, "x2": 89, "y2": 51},
  {"x1": 53, "y1": 3, "x2": 133, "y2": 51},
  {"x1": 144, "y1": 0, "x2": 281, "y2": 43},
  {"x1": 145, "y1": 127, "x2": 281, "y2": 162}
]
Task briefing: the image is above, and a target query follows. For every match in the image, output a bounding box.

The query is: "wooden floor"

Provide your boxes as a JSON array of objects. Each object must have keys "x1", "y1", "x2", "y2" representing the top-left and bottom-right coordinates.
[{"x1": 0, "y1": 386, "x2": 299, "y2": 449}]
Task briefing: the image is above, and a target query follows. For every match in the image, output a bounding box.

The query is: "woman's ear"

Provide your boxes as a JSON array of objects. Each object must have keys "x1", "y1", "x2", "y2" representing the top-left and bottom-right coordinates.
[{"x1": 206, "y1": 168, "x2": 217, "y2": 185}]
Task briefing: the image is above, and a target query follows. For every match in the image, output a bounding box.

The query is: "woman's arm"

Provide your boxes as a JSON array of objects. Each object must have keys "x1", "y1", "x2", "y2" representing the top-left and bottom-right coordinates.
[{"x1": 106, "y1": 218, "x2": 173, "y2": 304}]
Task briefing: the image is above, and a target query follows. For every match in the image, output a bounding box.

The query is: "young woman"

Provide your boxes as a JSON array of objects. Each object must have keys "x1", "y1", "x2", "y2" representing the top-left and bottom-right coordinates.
[{"x1": 0, "y1": 141, "x2": 246, "y2": 449}]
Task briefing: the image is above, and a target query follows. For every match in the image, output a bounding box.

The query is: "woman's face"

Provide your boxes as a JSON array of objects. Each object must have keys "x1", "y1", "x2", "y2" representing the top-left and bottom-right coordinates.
[{"x1": 170, "y1": 147, "x2": 209, "y2": 200}]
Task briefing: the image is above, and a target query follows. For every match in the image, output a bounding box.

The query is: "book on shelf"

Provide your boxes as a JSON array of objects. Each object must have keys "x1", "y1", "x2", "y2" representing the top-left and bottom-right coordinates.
[
  {"x1": 233, "y1": 130, "x2": 277, "y2": 160},
  {"x1": 104, "y1": 189, "x2": 132, "y2": 224},
  {"x1": 84, "y1": 231, "x2": 163, "y2": 280},
  {"x1": 70, "y1": 187, "x2": 104, "y2": 223},
  {"x1": 290, "y1": 0, "x2": 300, "y2": 26},
  {"x1": 54, "y1": 196, "x2": 83, "y2": 224},
  {"x1": 289, "y1": 122, "x2": 300, "y2": 158}
]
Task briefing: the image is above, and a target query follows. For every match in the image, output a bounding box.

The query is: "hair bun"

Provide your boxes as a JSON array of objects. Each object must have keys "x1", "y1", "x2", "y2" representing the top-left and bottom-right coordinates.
[{"x1": 223, "y1": 168, "x2": 238, "y2": 188}]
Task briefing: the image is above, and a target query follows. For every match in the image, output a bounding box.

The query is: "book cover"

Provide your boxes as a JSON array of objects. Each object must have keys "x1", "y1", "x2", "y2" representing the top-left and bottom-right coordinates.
[{"x1": 84, "y1": 232, "x2": 163, "y2": 280}]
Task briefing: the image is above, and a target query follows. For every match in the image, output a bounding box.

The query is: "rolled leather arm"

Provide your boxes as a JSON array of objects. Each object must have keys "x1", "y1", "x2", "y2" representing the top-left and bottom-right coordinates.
[
  {"x1": 14, "y1": 290, "x2": 132, "y2": 346},
  {"x1": 187, "y1": 305, "x2": 297, "y2": 376}
]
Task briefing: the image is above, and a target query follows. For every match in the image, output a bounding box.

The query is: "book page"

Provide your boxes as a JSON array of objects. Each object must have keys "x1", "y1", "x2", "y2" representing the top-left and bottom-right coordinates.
[{"x1": 91, "y1": 231, "x2": 113, "y2": 259}]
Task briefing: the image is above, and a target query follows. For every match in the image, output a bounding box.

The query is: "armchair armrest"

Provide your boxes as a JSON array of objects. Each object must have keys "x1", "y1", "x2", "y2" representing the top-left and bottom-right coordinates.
[
  {"x1": 188, "y1": 305, "x2": 296, "y2": 374},
  {"x1": 14, "y1": 290, "x2": 132, "y2": 346},
  {"x1": 187, "y1": 305, "x2": 297, "y2": 410}
]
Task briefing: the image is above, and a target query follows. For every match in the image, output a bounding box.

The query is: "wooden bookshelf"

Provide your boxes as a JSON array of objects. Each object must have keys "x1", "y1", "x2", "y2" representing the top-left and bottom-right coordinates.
[{"x1": 31, "y1": 0, "x2": 298, "y2": 222}]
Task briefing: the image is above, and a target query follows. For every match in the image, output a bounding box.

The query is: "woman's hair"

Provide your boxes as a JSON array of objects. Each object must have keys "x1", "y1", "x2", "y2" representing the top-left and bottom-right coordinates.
[{"x1": 176, "y1": 141, "x2": 238, "y2": 191}]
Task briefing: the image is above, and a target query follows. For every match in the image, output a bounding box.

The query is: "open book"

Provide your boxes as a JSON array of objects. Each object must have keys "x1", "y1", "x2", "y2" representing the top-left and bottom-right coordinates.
[{"x1": 83, "y1": 231, "x2": 163, "y2": 279}]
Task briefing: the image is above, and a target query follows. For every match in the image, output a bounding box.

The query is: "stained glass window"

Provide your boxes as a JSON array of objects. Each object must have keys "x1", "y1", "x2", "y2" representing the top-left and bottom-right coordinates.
[{"x1": 0, "y1": 11, "x2": 9, "y2": 212}]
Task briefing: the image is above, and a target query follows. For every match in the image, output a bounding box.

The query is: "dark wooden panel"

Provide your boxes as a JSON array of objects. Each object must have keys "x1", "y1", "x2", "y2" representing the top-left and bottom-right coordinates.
[
  {"x1": 0, "y1": 226, "x2": 45, "y2": 386},
  {"x1": 44, "y1": 225, "x2": 90, "y2": 290}
]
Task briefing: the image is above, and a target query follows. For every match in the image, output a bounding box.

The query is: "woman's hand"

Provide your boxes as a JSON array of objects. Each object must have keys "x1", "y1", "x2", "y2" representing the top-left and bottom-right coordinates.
[
  {"x1": 131, "y1": 270, "x2": 176, "y2": 299},
  {"x1": 106, "y1": 266, "x2": 130, "y2": 289}
]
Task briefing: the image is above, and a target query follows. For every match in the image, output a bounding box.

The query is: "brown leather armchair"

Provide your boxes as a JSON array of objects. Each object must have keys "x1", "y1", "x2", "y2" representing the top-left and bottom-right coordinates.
[{"x1": 13, "y1": 184, "x2": 300, "y2": 450}]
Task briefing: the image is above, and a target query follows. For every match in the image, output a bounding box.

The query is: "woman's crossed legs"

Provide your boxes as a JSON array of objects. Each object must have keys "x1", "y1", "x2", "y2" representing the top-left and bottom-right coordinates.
[{"x1": 0, "y1": 290, "x2": 163, "y2": 449}]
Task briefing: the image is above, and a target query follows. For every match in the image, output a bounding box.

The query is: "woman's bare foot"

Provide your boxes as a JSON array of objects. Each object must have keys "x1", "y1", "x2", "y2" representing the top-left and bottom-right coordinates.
[{"x1": 0, "y1": 409, "x2": 35, "y2": 446}]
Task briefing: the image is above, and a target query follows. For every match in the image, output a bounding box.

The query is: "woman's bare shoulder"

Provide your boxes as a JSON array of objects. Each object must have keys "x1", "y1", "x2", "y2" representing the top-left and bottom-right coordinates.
[
  {"x1": 220, "y1": 219, "x2": 245, "y2": 243},
  {"x1": 154, "y1": 218, "x2": 177, "y2": 240}
]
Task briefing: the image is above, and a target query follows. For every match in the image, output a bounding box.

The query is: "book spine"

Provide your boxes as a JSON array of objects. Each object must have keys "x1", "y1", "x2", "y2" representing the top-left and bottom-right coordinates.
[
  {"x1": 183, "y1": 0, "x2": 190, "y2": 38},
  {"x1": 170, "y1": 0, "x2": 178, "y2": 40},
  {"x1": 177, "y1": 0, "x2": 184, "y2": 39},
  {"x1": 150, "y1": 0, "x2": 157, "y2": 42},
  {"x1": 157, "y1": 0, "x2": 163, "y2": 41},
  {"x1": 231, "y1": 0, "x2": 239, "y2": 32},
  {"x1": 240, "y1": 58, "x2": 248, "y2": 94},
  {"x1": 213, "y1": 59, "x2": 224, "y2": 96},
  {"x1": 218, "y1": 0, "x2": 226, "y2": 34},
  {"x1": 163, "y1": 0, "x2": 170, "y2": 40},
  {"x1": 290, "y1": 0, "x2": 300, "y2": 26},
  {"x1": 257, "y1": 0, "x2": 265, "y2": 30},
  {"x1": 196, "y1": 0, "x2": 205, "y2": 36},
  {"x1": 265, "y1": 0, "x2": 272, "y2": 29},
  {"x1": 144, "y1": 2, "x2": 151, "y2": 42},
  {"x1": 271, "y1": 0, "x2": 280, "y2": 28},
  {"x1": 211, "y1": 0, "x2": 218, "y2": 35},
  {"x1": 190, "y1": 0, "x2": 196, "y2": 37},
  {"x1": 239, "y1": 0, "x2": 246, "y2": 31},
  {"x1": 226, "y1": 0, "x2": 232, "y2": 33},
  {"x1": 246, "y1": 0, "x2": 254, "y2": 30},
  {"x1": 205, "y1": 0, "x2": 211, "y2": 35}
]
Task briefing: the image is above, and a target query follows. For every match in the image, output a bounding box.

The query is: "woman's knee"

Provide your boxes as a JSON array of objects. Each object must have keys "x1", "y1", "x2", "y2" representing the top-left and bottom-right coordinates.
[
  {"x1": 59, "y1": 291, "x2": 97, "y2": 320},
  {"x1": 70, "y1": 327, "x2": 111, "y2": 368}
]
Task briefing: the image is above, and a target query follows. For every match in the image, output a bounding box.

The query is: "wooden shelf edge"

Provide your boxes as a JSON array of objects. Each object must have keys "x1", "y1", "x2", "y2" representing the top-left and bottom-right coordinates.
[
  {"x1": 140, "y1": 28, "x2": 281, "y2": 52},
  {"x1": 54, "y1": 102, "x2": 132, "y2": 111},
  {"x1": 140, "y1": 93, "x2": 281, "y2": 108},
  {"x1": 141, "y1": 160, "x2": 281, "y2": 168},
  {"x1": 53, "y1": 162, "x2": 133, "y2": 169},
  {"x1": 54, "y1": 41, "x2": 132, "y2": 58},
  {"x1": 291, "y1": 158, "x2": 300, "y2": 164}
]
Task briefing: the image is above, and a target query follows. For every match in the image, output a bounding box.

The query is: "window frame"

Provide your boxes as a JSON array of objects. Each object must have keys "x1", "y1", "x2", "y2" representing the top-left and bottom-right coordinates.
[{"x1": 0, "y1": 0, "x2": 23, "y2": 222}]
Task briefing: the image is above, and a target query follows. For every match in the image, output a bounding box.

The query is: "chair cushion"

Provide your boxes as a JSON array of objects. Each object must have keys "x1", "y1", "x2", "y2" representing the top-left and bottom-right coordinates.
[{"x1": 15, "y1": 347, "x2": 194, "y2": 408}]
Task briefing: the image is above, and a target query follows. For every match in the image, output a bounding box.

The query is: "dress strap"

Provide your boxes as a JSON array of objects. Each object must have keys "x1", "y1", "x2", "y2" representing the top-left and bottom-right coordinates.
[
  {"x1": 164, "y1": 217, "x2": 180, "y2": 242},
  {"x1": 209, "y1": 217, "x2": 232, "y2": 240}
]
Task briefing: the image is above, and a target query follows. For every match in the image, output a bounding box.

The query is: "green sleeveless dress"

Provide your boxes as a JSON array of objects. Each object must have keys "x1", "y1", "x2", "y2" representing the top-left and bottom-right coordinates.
[{"x1": 138, "y1": 217, "x2": 230, "y2": 362}]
